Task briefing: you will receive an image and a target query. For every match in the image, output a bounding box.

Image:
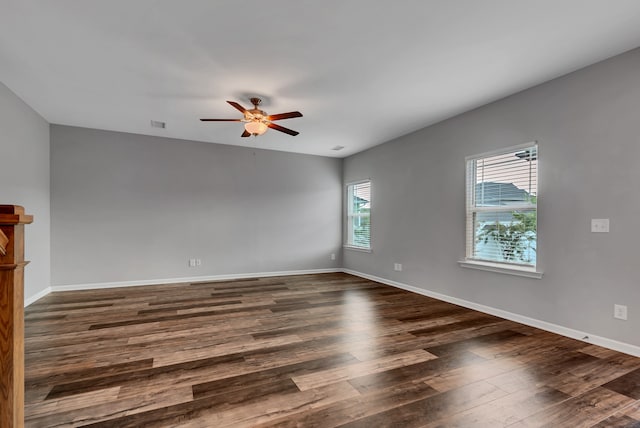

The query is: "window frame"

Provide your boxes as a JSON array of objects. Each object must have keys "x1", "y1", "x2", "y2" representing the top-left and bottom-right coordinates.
[
  {"x1": 344, "y1": 179, "x2": 372, "y2": 252},
  {"x1": 460, "y1": 142, "x2": 543, "y2": 278}
]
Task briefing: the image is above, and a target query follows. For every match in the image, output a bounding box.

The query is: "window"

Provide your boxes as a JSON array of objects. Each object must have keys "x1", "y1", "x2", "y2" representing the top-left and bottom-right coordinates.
[
  {"x1": 346, "y1": 180, "x2": 371, "y2": 250},
  {"x1": 465, "y1": 143, "x2": 538, "y2": 269}
]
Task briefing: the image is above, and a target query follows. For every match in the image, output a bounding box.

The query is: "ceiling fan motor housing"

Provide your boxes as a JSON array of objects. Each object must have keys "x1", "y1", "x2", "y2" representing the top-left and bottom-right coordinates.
[{"x1": 246, "y1": 98, "x2": 267, "y2": 121}]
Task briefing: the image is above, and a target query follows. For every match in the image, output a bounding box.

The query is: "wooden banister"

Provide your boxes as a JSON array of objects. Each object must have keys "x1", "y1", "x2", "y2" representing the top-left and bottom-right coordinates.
[
  {"x1": 0, "y1": 205, "x2": 33, "y2": 428},
  {"x1": 0, "y1": 230, "x2": 7, "y2": 256}
]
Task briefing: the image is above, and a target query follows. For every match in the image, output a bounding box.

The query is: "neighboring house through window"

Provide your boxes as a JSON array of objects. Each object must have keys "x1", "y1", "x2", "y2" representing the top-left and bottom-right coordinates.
[
  {"x1": 346, "y1": 180, "x2": 371, "y2": 250},
  {"x1": 465, "y1": 143, "x2": 538, "y2": 268}
]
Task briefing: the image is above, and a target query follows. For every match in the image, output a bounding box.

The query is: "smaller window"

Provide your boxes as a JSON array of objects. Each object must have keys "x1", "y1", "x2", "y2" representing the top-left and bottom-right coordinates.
[{"x1": 346, "y1": 180, "x2": 371, "y2": 249}]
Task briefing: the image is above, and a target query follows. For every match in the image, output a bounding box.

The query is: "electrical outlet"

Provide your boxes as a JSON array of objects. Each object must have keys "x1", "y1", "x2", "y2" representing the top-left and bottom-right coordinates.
[
  {"x1": 195, "y1": 259, "x2": 201, "y2": 266},
  {"x1": 330, "y1": 253, "x2": 336, "y2": 261},
  {"x1": 591, "y1": 218, "x2": 610, "y2": 233},
  {"x1": 394, "y1": 263, "x2": 402, "y2": 271},
  {"x1": 614, "y1": 304, "x2": 627, "y2": 320},
  {"x1": 188, "y1": 259, "x2": 196, "y2": 267}
]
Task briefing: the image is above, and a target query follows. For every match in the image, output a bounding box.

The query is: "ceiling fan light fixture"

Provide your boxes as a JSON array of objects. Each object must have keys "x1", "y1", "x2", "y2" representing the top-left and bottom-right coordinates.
[
  {"x1": 245, "y1": 120, "x2": 268, "y2": 136},
  {"x1": 201, "y1": 98, "x2": 301, "y2": 137}
]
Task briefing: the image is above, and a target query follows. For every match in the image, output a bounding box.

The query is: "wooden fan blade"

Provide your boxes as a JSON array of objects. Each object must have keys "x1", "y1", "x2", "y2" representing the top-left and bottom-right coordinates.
[
  {"x1": 267, "y1": 111, "x2": 303, "y2": 121},
  {"x1": 241, "y1": 130, "x2": 251, "y2": 137},
  {"x1": 200, "y1": 118, "x2": 242, "y2": 121},
  {"x1": 227, "y1": 101, "x2": 248, "y2": 113},
  {"x1": 267, "y1": 122, "x2": 299, "y2": 136}
]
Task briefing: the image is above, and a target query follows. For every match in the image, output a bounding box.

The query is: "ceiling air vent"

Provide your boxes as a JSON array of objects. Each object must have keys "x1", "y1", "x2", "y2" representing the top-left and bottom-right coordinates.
[{"x1": 150, "y1": 120, "x2": 166, "y2": 129}]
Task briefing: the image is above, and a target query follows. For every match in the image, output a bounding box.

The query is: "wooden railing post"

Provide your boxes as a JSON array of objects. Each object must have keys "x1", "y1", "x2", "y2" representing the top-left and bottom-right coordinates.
[
  {"x1": 0, "y1": 205, "x2": 33, "y2": 428},
  {"x1": 0, "y1": 230, "x2": 8, "y2": 255}
]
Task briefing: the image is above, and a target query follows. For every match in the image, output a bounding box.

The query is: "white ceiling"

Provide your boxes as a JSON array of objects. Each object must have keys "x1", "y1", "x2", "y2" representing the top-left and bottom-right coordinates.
[{"x1": 1, "y1": 1, "x2": 640, "y2": 158}]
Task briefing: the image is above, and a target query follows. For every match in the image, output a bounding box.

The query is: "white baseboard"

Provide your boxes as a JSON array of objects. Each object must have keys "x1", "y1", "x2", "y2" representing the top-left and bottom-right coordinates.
[
  {"x1": 24, "y1": 286, "x2": 52, "y2": 307},
  {"x1": 342, "y1": 269, "x2": 640, "y2": 358},
  {"x1": 50, "y1": 268, "x2": 342, "y2": 292}
]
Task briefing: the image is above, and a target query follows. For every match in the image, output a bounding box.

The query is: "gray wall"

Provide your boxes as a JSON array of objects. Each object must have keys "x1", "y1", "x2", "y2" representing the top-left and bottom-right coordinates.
[
  {"x1": 51, "y1": 126, "x2": 342, "y2": 286},
  {"x1": 344, "y1": 48, "x2": 640, "y2": 347},
  {"x1": 0, "y1": 82, "x2": 50, "y2": 302}
]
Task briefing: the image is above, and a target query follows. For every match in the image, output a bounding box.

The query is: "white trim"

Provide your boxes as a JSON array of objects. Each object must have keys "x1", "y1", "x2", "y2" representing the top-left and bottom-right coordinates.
[
  {"x1": 24, "y1": 286, "x2": 52, "y2": 307},
  {"x1": 345, "y1": 178, "x2": 372, "y2": 186},
  {"x1": 343, "y1": 245, "x2": 372, "y2": 253},
  {"x1": 458, "y1": 260, "x2": 543, "y2": 279},
  {"x1": 50, "y1": 268, "x2": 341, "y2": 292},
  {"x1": 465, "y1": 141, "x2": 538, "y2": 161},
  {"x1": 472, "y1": 205, "x2": 536, "y2": 213},
  {"x1": 342, "y1": 268, "x2": 640, "y2": 358}
]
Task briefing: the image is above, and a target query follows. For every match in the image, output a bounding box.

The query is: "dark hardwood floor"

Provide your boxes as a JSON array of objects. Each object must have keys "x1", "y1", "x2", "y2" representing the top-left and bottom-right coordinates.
[{"x1": 24, "y1": 273, "x2": 640, "y2": 427}]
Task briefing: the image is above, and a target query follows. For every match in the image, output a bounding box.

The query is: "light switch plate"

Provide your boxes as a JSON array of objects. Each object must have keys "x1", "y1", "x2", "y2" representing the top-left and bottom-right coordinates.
[
  {"x1": 614, "y1": 304, "x2": 628, "y2": 320},
  {"x1": 591, "y1": 218, "x2": 609, "y2": 233}
]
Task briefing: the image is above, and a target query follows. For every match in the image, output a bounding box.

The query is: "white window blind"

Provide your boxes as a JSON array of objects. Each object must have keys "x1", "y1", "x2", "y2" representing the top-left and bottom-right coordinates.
[
  {"x1": 466, "y1": 144, "x2": 538, "y2": 267},
  {"x1": 346, "y1": 180, "x2": 371, "y2": 249}
]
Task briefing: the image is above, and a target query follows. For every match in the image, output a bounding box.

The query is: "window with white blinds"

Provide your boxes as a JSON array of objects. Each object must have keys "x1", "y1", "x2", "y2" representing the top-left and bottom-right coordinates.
[
  {"x1": 346, "y1": 180, "x2": 371, "y2": 249},
  {"x1": 465, "y1": 143, "x2": 538, "y2": 267}
]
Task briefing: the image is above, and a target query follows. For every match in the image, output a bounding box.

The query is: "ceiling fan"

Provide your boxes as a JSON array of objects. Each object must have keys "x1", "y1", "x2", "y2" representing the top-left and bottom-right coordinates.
[{"x1": 201, "y1": 98, "x2": 302, "y2": 137}]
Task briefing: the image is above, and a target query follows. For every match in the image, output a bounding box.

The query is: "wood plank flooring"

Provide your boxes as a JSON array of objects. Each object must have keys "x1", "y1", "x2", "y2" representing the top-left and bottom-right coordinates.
[{"x1": 23, "y1": 273, "x2": 640, "y2": 427}]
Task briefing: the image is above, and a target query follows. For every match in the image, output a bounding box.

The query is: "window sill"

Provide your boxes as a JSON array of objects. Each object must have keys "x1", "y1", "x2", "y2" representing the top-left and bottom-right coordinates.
[
  {"x1": 458, "y1": 260, "x2": 543, "y2": 279},
  {"x1": 343, "y1": 245, "x2": 372, "y2": 253}
]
